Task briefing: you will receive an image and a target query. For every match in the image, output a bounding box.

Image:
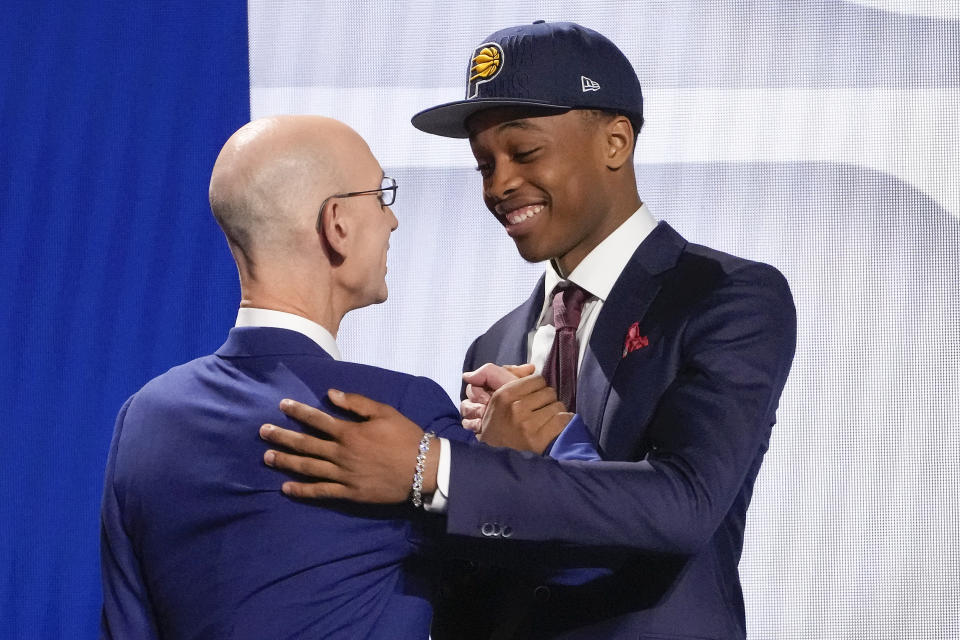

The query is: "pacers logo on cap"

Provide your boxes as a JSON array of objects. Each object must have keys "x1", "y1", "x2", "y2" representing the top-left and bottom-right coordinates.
[{"x1": 466, "y1": 42, "x2": 503, "y2": 99}]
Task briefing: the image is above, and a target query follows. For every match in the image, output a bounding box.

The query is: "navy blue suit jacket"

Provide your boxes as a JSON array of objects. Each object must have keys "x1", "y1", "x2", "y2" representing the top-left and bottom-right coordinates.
[
  {"x1": 100, "y1": 327, "x2": 471, "y2": 639},
  {"x1": 441, "y1": 223, "x2": 797, "y2": 639}
]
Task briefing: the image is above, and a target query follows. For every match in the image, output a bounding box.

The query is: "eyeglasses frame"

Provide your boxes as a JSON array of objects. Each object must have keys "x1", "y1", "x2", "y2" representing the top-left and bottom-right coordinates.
[{"x1": 316, "y1": 176, "x2": 397, "y2": 232}]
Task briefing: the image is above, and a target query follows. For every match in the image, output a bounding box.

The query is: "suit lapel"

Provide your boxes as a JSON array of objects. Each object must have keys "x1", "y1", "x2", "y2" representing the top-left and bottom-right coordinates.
[
  {"x1": 578, "y1": 272, "x2": 660, "y2": 448},
  {"x1": 577, "y1": 222, "x2": 686, "y2": 449}
]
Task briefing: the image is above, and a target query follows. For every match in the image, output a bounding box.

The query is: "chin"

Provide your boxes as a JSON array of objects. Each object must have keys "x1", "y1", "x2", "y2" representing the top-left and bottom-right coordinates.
[{"x1": 514, "y1": 241, "x2": 552, "y2": 265}]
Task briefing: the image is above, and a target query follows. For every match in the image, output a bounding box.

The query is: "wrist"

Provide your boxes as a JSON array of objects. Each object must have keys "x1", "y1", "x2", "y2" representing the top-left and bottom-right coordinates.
[
  {"x1": 421, "y1": 439, "x2": 440, "y2": 495},
  {"x1": 409, "y1": 431, "x2": 437, "y2": 508}
]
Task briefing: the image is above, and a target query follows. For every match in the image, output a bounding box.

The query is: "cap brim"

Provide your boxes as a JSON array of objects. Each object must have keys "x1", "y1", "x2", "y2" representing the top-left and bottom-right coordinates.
[{"x1": 411, "y1": 98, "x2": 573, "y2": 138}]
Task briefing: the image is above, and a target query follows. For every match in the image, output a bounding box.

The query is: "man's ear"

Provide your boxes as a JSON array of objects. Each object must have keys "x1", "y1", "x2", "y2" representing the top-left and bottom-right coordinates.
[
  {"x1": 603, "y1": 115, "x2": 635, "y2": 170},
  {"x1": 319, "y1": 200, "x2": 350, "y2": 264}
]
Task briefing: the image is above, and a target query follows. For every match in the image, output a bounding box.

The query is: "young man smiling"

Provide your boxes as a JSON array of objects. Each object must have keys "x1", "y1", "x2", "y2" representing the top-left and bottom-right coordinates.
[
  {"x1": 467, "y1": 106, "x2": 642, "y2": 276},
  {"x1": 261, "y1": 21, "x2": 797, "y2": 639}
]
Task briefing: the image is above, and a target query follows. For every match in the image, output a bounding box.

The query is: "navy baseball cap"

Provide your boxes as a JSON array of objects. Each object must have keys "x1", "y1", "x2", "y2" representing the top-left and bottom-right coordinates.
[{"x1": 411, "y1": 21, "x2": 643, "y2": 138}]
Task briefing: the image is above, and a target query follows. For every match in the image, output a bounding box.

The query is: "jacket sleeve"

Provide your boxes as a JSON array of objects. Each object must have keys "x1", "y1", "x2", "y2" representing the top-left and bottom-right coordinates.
[
  {"x1": 398, "y1": 375, "x2": 475, "y2": 443},
  {"x1": 100, "y1": 397, "x2": 161, "y2": 640},
  {"x1": 445, "y1": 266, "x2": 797, "y2": 554}
]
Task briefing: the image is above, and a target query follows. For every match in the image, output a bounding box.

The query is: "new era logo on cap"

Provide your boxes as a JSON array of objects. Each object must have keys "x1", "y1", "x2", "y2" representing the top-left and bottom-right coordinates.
[{"x1": 581, "y1": 76, "x2": 601, "y2": 92}]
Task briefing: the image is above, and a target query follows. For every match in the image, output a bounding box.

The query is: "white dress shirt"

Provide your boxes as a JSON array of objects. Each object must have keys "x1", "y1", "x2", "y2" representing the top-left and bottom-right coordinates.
[
  {"x1": 235, "y1": 307, "x2": 340, "y2": 359},
  {"x1": 529, "y1": 204, "x2": 658, "y2": 372},
  {"x1": 428, "y1": 205, "x2": 658, "y2": 512}
]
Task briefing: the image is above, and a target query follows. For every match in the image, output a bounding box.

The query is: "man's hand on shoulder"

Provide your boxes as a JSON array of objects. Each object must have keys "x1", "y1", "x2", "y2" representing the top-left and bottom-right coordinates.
[{"x1": 259, "y1": 391, "x2": 438, "y2": 503}]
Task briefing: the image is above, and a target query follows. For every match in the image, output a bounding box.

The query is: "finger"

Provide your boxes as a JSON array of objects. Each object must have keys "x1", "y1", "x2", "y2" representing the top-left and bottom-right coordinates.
[
  {"x1": 527, "y1": 401, "x2": 569, "y2": 431},
  {"x1": 326, "y1": 389, "x2": 396, "y2": 421},
  {"x1": 512, "y1": 386, "x2": 561, "y2": 415},
  {"x1": 264, "y1": 449, "x2": 344, "y2": 483},
  {"x1": 260, "y1": 424, "x2": 336, "y2": 458},
  {"x1": 460, "y1": 399, "x2": 485, "y2": 420},
  {"x1": 282, "y1": 480, "x2": 350, "y2": 500},
  {"x1": 465, "y1": 383, "x2": 491, "y2": 404},
  {"x1": 503, "y1": 363, "x2": 536, "y2": 378},
  {"x1": 278, "y1": 399, "x2": 348, "y2": 439},
  {"x1": 461, "y1": 363, "x2": 496, "y2": 385},
  {"x1": 461, "y1": 417, "x2": 481, "y2": 433},
  {"x1": 493, "y1": 374, "x2": 548, "y2": 404},
  {"x1": 462, "y1": 363, "x2": 519, "y2": 392}
]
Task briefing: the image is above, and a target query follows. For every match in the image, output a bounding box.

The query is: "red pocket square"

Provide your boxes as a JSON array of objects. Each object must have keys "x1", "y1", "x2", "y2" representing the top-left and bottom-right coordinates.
[{"x1": 622, "y1": 322, "x2": 649, "y2": 358}]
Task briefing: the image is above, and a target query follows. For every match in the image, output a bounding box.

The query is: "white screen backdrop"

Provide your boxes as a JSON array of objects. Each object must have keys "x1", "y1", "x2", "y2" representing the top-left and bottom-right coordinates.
[{"x1": 249, "y1": 1, "x2": 960, "y2": 636}]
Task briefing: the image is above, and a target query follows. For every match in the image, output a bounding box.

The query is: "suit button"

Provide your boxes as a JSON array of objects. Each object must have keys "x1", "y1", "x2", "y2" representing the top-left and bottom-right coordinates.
[
  {"x1": 533, "y1": 585, "x2": 551, "y2": 603},
  {"x1": 481, "y1": 522, "x2": 495, "y2": 536},
  {"x1": 501, "y1": 525, "x2": 513, "y2": 538}
]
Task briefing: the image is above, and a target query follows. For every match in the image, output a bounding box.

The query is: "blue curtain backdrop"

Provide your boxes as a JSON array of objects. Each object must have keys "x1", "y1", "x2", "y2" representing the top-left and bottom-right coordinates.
[{"x1": 0, "y1": 2, "x2": 249, "y2": 636}]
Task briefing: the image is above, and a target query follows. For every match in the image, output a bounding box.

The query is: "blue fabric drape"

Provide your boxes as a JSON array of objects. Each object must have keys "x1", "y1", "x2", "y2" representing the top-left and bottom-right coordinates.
[{"x1": 0, "y1": 2, "x2": 249, "y2": 636}]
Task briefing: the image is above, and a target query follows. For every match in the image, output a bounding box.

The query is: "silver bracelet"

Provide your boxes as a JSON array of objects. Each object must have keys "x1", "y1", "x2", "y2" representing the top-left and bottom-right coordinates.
[{"x1": 410, "y1": 431, "x2": 436, "y2": 508}]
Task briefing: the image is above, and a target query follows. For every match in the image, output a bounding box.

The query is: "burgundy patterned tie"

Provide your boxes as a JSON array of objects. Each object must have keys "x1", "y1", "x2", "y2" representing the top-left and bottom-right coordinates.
[{"x1": 542, "y1": 282, "x2": 590, "y2": 413}]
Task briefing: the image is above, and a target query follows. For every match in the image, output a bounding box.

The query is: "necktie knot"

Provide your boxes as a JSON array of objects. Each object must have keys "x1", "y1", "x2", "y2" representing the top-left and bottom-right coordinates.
[{"x1": 551, "y1": 283, "x2": 590, "y2": 331}]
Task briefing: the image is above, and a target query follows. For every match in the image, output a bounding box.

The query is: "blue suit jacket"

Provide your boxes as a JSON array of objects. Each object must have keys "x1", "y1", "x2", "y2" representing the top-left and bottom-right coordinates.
[
  {"x1": 438, "y1": 223, "x2": 797, "y2": 639},
  {"x1": 100, "y1": 327, "x2": 471, "y2": 639}
]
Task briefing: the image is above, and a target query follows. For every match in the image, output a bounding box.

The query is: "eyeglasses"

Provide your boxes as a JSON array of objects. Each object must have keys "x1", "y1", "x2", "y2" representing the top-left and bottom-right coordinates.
[{"x1": 316, "y1": 176, "x2": 397, "y2": 231}]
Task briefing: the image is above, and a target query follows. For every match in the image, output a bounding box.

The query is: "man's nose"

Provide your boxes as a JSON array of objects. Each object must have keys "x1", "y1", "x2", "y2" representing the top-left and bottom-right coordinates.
[
  {"x1": 386, "y1": 205, "x2": 398, "y2": 231},
  {"x1": 484, "y1": 165, "x2": 522, "y2": 202}
]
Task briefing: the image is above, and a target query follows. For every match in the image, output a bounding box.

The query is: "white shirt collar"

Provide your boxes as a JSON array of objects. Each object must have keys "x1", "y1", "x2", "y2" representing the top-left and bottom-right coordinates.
[
  {"x1": 234, "y1": 307, "x2": 341, "y2": 360},
  {"x1": 544, "y1": 203, "x2": 658, "y2": 304}
]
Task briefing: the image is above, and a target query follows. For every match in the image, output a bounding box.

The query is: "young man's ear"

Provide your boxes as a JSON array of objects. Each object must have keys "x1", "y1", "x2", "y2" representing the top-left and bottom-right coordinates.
[
  {"x1": 319, "y1": 199, "x2": 351, "y2": 262},
  {"x1": 604, "y1": 115, "x2": 635, "y2": 170}
]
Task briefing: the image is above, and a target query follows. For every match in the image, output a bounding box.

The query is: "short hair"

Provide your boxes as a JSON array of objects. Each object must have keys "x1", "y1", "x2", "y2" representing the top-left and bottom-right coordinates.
[
  {"x1": 209, "y1": 188, "x2": 255, "y2": 254},
  {"x1": 577, "y1": 109, "x2": 640, "y2": 148}
]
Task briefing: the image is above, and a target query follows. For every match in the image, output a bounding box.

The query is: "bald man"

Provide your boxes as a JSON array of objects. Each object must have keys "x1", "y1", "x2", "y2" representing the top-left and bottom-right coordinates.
[{"x1": 100, "y1": 116, "x2": 492, "y2": 639}]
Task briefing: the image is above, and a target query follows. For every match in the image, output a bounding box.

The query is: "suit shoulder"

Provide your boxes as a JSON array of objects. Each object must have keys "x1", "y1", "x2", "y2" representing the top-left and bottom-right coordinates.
[
  {"x1": 679, "y1": 242, "x2": 792, "y2": 297},
  {"x1": 630, "y1": 241, "x2": 795, "y2": 335},
  {"x1": 129, "y1": 353, "x2": 434, "y2": 410},
  {"x1": 324, "y1": 360, "x2": 440, "y2": 394},
  {"x1": 469, "y1": 290, "x2": 541, "y2": 362},
  {"x1": 256, "y1": 355, "x2": 456, "y2": 421},
  {"x1": 126, "y1": 353, "x2": 458, "y2": 443},
  {"x1": 127, "y1": 354, "x2": 220, "y2": 408},
  {"x1": 487, "y1": 299, "x2": 534, "y2": 335},
  {"x1": 329, "y1": 364, "x2": 462, "y2": 437}
]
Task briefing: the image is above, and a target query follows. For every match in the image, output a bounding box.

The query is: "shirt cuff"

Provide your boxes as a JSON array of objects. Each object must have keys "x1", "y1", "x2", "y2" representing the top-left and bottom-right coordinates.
[
  {"x1": 547, "y1": 414, "x2": 602, "y2": 461},
  {"x1": 421, "y1": 437, "x2": 450, "y2": 513}
]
